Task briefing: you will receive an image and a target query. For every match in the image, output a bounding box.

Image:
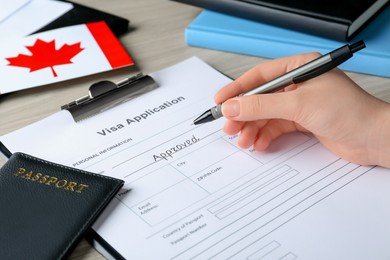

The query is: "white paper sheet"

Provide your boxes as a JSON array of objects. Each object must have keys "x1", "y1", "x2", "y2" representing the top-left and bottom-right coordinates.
[
  {"x1": 0, "y1": 0, "x2": 31, "y2": 23},
  {"x1": 1, "y1": 57, "x2": 390, "y2": 259},
  {"x1": 0, "y1": 0, "x2": 73, "y2": 38}
]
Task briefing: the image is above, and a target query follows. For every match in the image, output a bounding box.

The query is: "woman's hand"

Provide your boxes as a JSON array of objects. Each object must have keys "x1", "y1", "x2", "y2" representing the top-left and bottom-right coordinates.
[{"x1": 215, "y1": 53, "x2": 390, "y2": 167}]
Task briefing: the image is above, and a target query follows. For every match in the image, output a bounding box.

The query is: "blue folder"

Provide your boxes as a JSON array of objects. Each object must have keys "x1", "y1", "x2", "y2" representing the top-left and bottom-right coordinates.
[{"x1": 186, "y1": 7, "x2": 390, "y2": 77}]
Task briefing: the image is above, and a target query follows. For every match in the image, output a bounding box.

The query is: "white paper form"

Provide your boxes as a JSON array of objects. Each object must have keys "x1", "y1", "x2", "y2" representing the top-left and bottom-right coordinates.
[{"x1": 1, "y1": 57, "x2": 390, "y2": 260}]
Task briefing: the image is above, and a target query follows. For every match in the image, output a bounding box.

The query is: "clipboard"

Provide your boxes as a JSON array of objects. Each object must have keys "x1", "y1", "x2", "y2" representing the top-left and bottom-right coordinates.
[{"x1": 61, "y1": 73, "x2": 159, "y2": 122}]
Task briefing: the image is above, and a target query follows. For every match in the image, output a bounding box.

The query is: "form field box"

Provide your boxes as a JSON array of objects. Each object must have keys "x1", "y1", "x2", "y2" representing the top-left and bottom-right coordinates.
[
  {"x1": 224, "y1": 132, "x2": 311, "y2": 164},
  {"x1": 120, "y1": 165, "x2": 186, "y2": 206},
  {"x1": 172, "y1": 138, "x2": 238, "y2": 177},
  {"x1": 132, "y1": 179, "x2": 208, "y2": 226},
  {"x1": 191, "y1": 151, "x2": 259, "y2": 193},
  {"x1": 208, "y1": 165, "x2": 292, "y2": 214},
  {"x1": 247, "y1": 240, "x2": 280, "y2": 260},
  {"x1": 215, "y1": 170, "x2": 300, "y2": 219}
]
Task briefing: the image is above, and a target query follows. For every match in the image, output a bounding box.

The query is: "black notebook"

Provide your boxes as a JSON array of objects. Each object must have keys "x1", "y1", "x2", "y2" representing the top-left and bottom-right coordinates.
[
  {"x1": 0, "y1": 152, "x2": 124, "y2": 260},
  {"x1": 33, "y1": 0, "x2": 130, "y2": 37},
  {"x1": 173, "y1": 0, "x2": 389, "y2": 40}
]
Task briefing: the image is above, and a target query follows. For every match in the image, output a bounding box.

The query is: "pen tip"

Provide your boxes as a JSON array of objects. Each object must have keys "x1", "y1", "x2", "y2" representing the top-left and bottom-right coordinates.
[{"x1": 193, "y1": 110, "x2": 214, "y2": 125}]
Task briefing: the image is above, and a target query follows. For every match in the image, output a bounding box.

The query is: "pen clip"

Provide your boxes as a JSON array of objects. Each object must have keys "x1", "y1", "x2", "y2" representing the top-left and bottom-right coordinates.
[
  {"x1": 293, "y1": 41, "x2": 365, "y2": 84},
  {"x1": 292, "y1": 58, "x2": 346, "y2": 84}
]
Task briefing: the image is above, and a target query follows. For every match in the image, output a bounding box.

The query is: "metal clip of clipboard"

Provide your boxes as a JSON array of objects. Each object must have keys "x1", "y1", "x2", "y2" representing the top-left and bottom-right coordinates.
[{"x1": 61, "y1": 73, "x2": 159, "y2": 122}]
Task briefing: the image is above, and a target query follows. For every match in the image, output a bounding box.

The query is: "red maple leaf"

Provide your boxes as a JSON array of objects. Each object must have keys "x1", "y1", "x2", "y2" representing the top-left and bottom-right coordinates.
[{"x1": 6, "y1": 39, "x2": 84, "y2": 77}]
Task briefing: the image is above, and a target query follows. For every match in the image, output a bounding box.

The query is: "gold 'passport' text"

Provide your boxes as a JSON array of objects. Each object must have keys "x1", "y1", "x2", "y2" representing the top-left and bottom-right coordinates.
[{"x1": 14, "y1": 167, "x2": 89, "y2": 193}]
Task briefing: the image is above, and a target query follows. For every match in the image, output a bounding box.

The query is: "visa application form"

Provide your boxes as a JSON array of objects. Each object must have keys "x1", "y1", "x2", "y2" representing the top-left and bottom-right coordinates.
[{"x1": 1, "y1": 57, "x2": 390, "y2": 259}]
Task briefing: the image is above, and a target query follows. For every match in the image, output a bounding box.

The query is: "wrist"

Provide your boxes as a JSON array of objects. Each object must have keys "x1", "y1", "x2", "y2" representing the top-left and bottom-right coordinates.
[{"x1": 368, "y1": 102, "x2": 390, "y2": 168}]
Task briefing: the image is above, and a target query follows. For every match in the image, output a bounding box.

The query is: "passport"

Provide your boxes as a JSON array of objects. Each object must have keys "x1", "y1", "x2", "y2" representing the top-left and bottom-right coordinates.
[{"x1": 0, "y1": 152, "x2": 124, "y2": 260}]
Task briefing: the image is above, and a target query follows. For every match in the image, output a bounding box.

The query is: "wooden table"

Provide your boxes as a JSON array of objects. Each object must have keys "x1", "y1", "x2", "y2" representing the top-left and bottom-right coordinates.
[{"x1": 1, "y1": 0, "x2": 389, "y2": 259}]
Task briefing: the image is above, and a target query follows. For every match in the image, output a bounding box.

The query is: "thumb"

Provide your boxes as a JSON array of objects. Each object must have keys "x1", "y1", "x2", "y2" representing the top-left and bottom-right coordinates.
[{"x1": 221, "y1": 92, "x2": 298, "y2": 121}]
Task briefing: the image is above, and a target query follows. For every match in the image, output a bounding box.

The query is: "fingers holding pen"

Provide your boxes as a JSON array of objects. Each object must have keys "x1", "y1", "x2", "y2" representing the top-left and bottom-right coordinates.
[
  {"x1": 214, "y1": 52, "x2": 320, "y2": 104},
  {"x1": 221, "y1": 92, "x2": 298, "y2": 122},
  {"x1": 220, "y1": 91, "x2": 303, "y2": 150}
]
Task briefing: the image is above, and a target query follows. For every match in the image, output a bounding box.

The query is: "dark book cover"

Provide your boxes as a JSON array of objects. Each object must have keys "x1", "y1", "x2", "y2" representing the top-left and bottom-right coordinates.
[
  {"x1": 33, "y1": 0, "x2": 130, "y2": 37},
  {"x1": 0, "y1": 152, "x2": 124, "y2": 260},
  {"x1": 173, "y1": 0, "x2": 389, "y2": 40}
]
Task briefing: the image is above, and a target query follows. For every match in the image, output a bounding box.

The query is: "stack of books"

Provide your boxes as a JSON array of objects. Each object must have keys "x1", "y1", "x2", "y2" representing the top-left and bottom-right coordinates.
[{"x1": 175, "y1": 0, "x2": 390, "y2": 77}]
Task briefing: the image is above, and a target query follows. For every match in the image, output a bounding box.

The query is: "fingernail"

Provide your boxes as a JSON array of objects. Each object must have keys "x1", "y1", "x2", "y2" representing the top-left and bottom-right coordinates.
[{"x1": 222, "y1": 99, "x2": 240, "y2": 117}]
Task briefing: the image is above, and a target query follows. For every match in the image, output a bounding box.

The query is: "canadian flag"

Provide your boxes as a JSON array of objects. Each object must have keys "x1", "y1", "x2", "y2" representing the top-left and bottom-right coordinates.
[{"x1": 0, "y1": 21, "x2": 134, "y2": 94}]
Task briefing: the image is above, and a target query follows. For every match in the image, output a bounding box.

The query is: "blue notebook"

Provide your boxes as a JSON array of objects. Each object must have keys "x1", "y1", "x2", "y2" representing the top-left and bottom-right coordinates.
[{"x1": 185, "y1": 7, "x2": 390, "y2": 77}]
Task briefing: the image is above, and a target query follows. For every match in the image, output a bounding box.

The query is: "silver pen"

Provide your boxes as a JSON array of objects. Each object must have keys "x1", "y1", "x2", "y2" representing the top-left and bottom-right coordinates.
[{"x1": 193, "y1": 40, "x2": 365, "y2": 125}]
